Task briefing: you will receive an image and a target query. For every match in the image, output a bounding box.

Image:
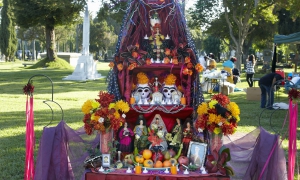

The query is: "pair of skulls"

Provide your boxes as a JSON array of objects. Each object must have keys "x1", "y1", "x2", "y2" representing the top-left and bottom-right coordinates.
[{"x1": 136, "y1": 84, "x2": 176, "y2": 100}]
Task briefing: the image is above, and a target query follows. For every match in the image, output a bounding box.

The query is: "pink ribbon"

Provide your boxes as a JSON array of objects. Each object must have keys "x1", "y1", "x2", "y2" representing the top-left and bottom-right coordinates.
[
  {"x1": 24, "y1": 96, "x2": 35, "y2": 180},
  {"x1": 288, "y1": 99, "x2": 298, "y2": 180}
]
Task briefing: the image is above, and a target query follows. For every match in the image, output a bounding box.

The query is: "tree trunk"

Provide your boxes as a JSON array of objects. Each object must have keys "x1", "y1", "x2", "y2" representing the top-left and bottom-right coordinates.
[{"x1": 45, "y1": 25, "x2": 56, "y2": 61}]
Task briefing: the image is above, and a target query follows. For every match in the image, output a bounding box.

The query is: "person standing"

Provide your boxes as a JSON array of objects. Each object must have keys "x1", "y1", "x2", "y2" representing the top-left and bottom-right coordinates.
[
  {"x1": 246, "y1": 54, "x2": 256, "y2": 87},
  {"x1": 259, "y1": 73, "x2": 283, "y2": 109},
  {"x1": 222, "y1": 57, "x2": 237, "y2": 84}
]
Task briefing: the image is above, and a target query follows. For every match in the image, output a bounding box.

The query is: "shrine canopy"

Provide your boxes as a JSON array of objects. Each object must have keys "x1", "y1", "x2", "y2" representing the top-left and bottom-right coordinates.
[{"x1": 274, "y1": 31, "x2": 300, "y2": 44}]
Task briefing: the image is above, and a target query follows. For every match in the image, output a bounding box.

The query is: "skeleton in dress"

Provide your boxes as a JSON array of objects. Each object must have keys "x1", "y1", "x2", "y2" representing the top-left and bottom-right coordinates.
[{"x1": 149, "y1": 114, "x2": 168, "y2": 151}]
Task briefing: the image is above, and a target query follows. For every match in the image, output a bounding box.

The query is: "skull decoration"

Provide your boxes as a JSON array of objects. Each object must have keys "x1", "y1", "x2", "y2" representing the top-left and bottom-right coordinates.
[
  {"x1": 136, "y1": 84, "x2": 152, "y2": 101},
  {"x1": 162, "y1": 85, "x2": 176, "y2": 102}
]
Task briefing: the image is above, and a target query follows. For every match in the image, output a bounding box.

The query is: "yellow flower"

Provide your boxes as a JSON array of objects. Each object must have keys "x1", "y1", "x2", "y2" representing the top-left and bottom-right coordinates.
[
  {"x1": 91, "y1": 100, "x2": 100, "y2": 109},
  {"x1": 114, "y1": 111, "x2": 120, "y2": 119},
  {"x1": 82, "y1": 99, "x2": 93, "y2": 114},
  {"x1": 91, "y1": 113, "x2": 99, "y2": 122},
  {"x1": 227, "y1": 102, "x2": 240, "y2": 117},
  {"x1": 213, "y1": 127, "x2": 222, "y2": 134},
  {"x1": 109, "y1": 103, "x2": 116, "y2": 110},
  {"x1": 115, "y1": 100, "x2": 130, "y2": 113},
  {"x1": 208, "y1": 100, "x2": 218, "y2": 109},
  {"x1": 197, "y1": 102, "x2": 208, "y2": 115},
  {"x1": 208, "y1": 113, "x2": 218, "y2": 123}
]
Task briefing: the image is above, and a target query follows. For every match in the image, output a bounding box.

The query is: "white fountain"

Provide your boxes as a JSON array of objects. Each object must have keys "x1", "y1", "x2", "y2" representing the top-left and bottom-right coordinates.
[{"x1": 63, "y1": 5, "x2": 104, "y2": 81}]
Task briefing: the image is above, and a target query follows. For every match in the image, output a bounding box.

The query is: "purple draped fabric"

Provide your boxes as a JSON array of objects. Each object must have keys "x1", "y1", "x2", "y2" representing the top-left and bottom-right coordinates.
[
  {"x1": 224, "y1": 127, "x2": 287, "y2": 180},
  {"x1": 35, "y1": 121, "x2": 99, "y2": 180}
]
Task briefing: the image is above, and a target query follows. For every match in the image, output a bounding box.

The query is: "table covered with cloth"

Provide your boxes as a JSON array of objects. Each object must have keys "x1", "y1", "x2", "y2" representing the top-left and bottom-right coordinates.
[{"x1": 85, "y1": 168, "x2": 230, "y2": 180}]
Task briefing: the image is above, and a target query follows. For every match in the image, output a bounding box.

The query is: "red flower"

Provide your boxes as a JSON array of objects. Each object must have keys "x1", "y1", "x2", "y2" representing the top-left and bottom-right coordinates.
[
  {"x1": 288, "y1": 88, "x2": 300, "y2": 101},
  {"x1": 96, "y1": 91, "x2": 115, "y2": 108},
  {"x1": 211, "y1": 94, "x2": 230, "y2": 107},
  {"x1": 132, "y1": 51, "x2": 139, "y2": 58},
  {"x1": 84, "y1": 123, "x2": 93, "y2": 135},
  {"x1": 184, "y1": 56, "x2": 191, "y2": 63},
  {"x1": 23, "y1": 81, "x2": 34, "y2": 95},
  {"x1": 145, "y1": 58, "x2": 151, "y2": 65}
]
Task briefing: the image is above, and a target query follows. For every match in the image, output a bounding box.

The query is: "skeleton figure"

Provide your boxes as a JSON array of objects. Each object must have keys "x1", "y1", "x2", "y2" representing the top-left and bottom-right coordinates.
[{"x1": 162, "y1": 85, "x2": 177, "y2": 104}]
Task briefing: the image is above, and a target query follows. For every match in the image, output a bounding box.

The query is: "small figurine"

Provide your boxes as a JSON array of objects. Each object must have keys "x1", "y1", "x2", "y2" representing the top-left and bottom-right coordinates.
[
  {"x1": 133, "y1": 115, "x2": 149, "y2": 152},
  {"x1": 170, "y1": 118, "x2": 182, "y2": 148},
  {"x1": 149, "y1": 114, "x2": 168, "y2": 151},
  {"x1": 118, "y1": 122, "x2": 134, "y2": 153},
  {"x1": 182, "y1": 118, "x2": 193, "y2": 156}
]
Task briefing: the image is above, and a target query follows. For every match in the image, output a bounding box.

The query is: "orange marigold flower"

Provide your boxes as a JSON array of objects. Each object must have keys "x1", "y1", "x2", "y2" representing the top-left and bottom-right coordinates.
[
  {"x1": 185, "y1": 56, "x2": 191, "y2": 63},
  {"x1": 128, "y1": 63, "x2": 137, "y2": 70},
  {"x1": 132, "y1": 51, "x2": 139, "y2": 58},
  {"x1": 135, "y1": 43, "x2": 140, "y2": 49},
  {"x1": 165, "y1": 48, "x2": 171, "y2": 56},
  {"x1": 172, "y1": 57, "x2": 178, "y2": 65},
  {"x1": 187, "y1": 62, "x2": 193, "y2": 69},
  {"x1": 182, "y1": 67, "x2": 189, "y2": 75},
  {"x1": 188, "y1": 70, "x2": 193, "y2": 76},
  {"x1": 117, "y1": 63, "x2": 123, "y2": 71},
  {"x1": 195, "y1": 63, "x2": 204, "y2": 72},
  {"x1": 109, "y1": 62, "x2": 114, "y2": 68},
  {"x1": 164, "y1": 57, "x2": 170, "y2": 64},
  {"x1": 145, "y1": 58, "x2": 152, "y2": 65}
]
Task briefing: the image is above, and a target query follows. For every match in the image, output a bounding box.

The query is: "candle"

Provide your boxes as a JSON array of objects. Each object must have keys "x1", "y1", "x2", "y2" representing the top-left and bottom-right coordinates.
[
  {"x1": 135, "y1": 163, "x2": 142, "y2": 174},
  {"x1": 171, "y1": 164, "x2": 177, "y2": 175},
  {"x1": 181, "y1": 95, "x2": 186, "y2": 105},
  {"x1": 130, "y1": 96, "x2": 135, "y2": 105}
]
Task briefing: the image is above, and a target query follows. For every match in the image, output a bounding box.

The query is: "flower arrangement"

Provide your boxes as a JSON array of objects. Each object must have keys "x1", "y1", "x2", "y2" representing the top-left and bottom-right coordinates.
[
  {"x1": 23, "y1": 80, "x2": 34, "y2": 96},
  {"x1": 81, "y1": 91, "x2": 130, "y2": 135},
  {"x1": 288, "y1": 88, "x2": 300, "y2": 102},
  {"x1": 195, "y1": 94, "x2": 240, "y2": 135}
]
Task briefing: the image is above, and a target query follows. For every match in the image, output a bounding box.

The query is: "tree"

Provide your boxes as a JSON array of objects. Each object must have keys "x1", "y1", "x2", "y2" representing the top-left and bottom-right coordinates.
[
  {"x1": 203, "y1": 35, "x2": 221, "y2": 61},
  {"x1": 90, "y1": 19, "x2": 117, "y2": 58},
  {"x1": 13, "y1": 0, "x2": 85, "y2": 61},
  {"x1": 0, "y1": 0, "x2": 17, "y2": 61},
  {"x1": 190, "y1": 0, "x2": 278, "y2": 70}
]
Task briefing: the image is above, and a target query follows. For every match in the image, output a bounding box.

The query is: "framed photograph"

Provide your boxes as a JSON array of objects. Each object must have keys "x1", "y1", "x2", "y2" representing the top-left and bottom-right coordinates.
[
  {"x1": 187, "y1": 141, "x2": 207, "y2": 167},
  {"x1": 102, "y1": 154, "x2": 110, "y2": 168}
]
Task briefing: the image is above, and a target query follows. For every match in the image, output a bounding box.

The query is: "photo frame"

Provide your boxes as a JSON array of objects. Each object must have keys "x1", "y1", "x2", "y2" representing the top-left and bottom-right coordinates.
[
  {"x1": 187, "y1": 141, "x2": 207, "y2": 167},
  {"x1": 102, "y1": 154, "x2": 110, "y2": 168}
]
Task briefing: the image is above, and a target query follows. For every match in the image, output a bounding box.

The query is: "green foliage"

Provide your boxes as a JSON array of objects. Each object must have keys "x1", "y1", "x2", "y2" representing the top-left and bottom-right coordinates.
[
  {"x1": 0, "y1": 0, "x2": 17, "y2": 61},
  {"x1": 90, "y1": 18, "x2": 118, "y2": 54},
  {"x1": 27, "y1": 57, "x2": 73, "y2": 69},
  {"x1": 203, "y1": 35, "x2": 221, "y2": 59},
  {"x1": 277, "y1": 9, "x2": 300, "y2": 35},
  {"x1": 188, "y1": 0, "x2": 222, "y2": 28},
  {"x1": 13, "y1": 0, "x2": 86, "y2": 61}
]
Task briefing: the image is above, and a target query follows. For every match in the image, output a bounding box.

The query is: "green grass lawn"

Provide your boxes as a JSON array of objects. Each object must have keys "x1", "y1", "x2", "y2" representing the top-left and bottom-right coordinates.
[{"x1": 0, "y1": 61, "x2": 299, "y2": 179}]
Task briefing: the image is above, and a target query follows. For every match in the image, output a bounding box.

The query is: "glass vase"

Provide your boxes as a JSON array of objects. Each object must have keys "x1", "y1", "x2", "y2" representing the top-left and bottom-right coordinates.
[
  {"x1": 208, "y1": 132, "x2": 223, "y2": 155},
  {"x1": 99, "y1": 129, "x2": 113, "y2": 154}
]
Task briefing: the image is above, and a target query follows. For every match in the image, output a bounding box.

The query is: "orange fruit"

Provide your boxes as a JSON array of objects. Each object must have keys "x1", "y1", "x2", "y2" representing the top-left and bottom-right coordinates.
[
  {"x1": 163, "y1": 160, "x2": 171, "y2": 167},
  {"x1": 142, "y1": 149, "x2": 152, "y2": 160},
  {"x1": 154, "y1": 160, "x2": 163, "y2": 168},
  {"x1": 135, "y1": 155, "x2": 144, "y2": 164},
  {"x1": 143, "y1": 159, "x2": 154, "y2": 168}
]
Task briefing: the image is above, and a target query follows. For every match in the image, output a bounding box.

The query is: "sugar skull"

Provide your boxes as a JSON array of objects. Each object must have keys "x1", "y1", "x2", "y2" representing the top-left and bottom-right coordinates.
[
  {"x1": 162, "y1": 85, "x2": 176, "y2": 101},
  {"x1": 136, "y1": 84, "x2": 152, "y2": 100}
]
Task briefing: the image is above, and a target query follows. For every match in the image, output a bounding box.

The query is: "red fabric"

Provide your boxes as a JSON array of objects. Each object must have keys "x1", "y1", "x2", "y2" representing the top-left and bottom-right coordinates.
[
  {"x1": 288, "y1": 99, "x2": 298, "y2": 180},
  {"x1": 85, "y1": 171, "x2": 230, "y2": 180},
  {"x1": 125, "y1": 107, "x2": 193, "y2": 132},
  {"x1": 24, "y1": 96, "x2": 35, "y2": 180}
]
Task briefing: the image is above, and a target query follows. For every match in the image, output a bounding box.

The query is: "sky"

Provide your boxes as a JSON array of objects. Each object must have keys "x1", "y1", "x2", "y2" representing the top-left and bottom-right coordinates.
[{"x1": 88, "y1": 0, "x2": 197, "y2": 18}]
